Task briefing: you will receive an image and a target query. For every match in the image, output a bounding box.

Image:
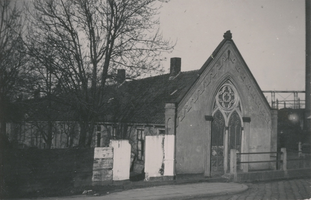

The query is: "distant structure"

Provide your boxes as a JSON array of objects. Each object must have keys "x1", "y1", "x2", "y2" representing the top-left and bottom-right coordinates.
[{"x1": 262, "y1": 91, "x2": 305, "y2": 109}]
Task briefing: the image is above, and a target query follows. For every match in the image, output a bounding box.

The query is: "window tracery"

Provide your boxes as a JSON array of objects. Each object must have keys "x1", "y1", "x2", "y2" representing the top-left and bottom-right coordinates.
[{"x1": 213, "y1": 81, "x2": 242, "y2": 126}]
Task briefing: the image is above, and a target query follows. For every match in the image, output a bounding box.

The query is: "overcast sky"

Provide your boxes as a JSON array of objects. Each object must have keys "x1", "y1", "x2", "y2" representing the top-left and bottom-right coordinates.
[
  {"x1": 19, "y1": 0, "x2": 305, "y2": 91},
  {"x1": 158, "y1": 0, "x2": 305, "y2": 91}
]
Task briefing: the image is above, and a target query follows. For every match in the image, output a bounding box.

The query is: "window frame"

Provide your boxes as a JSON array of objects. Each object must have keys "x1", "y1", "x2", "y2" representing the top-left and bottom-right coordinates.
[{"x1": 137, "y1": 129, "x2": 145, "y2": 161}]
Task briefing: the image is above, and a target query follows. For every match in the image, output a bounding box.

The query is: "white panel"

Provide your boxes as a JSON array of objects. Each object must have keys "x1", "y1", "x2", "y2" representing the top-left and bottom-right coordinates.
[
  {"x1": 92, "y1": 147, "x2": 113, "y2": 182},
  {"x1": 164, "y1": 135, "x2": 175, "y2": 176},
  {"x1": 145, "y1": 135, "x2": 165, "y2": 179},
  {"x1": 110, "y1": 140, "x2": 131, "y2": 181}
]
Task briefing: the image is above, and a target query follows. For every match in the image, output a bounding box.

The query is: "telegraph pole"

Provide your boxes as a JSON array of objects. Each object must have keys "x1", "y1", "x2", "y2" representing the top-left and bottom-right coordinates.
[{"x1": 306, "y1": 0, "x2": 311, "y2": 132}]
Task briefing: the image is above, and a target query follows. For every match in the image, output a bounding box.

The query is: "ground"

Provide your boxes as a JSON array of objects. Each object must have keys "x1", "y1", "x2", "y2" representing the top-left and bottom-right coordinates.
[{"x1": 195, "y1": 178, "x2": 311, "y2": 200}]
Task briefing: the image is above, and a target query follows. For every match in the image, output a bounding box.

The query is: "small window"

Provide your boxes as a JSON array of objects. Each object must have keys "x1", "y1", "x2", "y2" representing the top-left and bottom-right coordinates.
[
  {"x1": 158, "y1": 129, "x2": 165, "y2": 135},
  {"x1": 111, "y1": 127, "x2": 116, "y2": 139},
  {"x1": 97, "y1": 132, "x2": 101, "y2": 147},
  {"x1": 137, "y1": 129, "x2": 144, "y2": 161}
]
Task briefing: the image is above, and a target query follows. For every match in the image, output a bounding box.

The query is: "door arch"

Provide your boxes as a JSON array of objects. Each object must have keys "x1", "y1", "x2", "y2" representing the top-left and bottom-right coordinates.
[{"x1": 228, "y1": 111, "x2": 242, "y2": 153}]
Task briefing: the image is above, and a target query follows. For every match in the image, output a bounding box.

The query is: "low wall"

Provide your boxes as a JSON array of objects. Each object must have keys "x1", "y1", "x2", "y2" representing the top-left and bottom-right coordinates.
[
  {"x1": 0, "y1": 148, "x2": 94, "y2": 198},
  {"x1": 92, "y1": 147, "x2": 114, "y2": 185}
]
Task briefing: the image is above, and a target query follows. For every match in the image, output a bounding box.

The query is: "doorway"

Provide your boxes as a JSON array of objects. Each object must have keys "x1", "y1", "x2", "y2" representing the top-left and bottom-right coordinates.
[
  {"x1": 211, "y1": 110, "x2": 225, "y2": 176},
  {"x1": 227, "y1": 111, "x2": 242, "y2": 173}
]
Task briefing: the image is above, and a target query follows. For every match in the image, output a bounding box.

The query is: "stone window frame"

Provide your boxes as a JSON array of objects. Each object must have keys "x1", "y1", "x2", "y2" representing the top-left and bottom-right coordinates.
[{"x1": 213, "y1": 81, "x2": 243, "y2": 127}]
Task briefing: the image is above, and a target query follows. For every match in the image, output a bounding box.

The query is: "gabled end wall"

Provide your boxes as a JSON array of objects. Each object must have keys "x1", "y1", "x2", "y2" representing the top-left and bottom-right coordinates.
[{"x1": 175, "y1": 38, "x2": 277, "y2": 175}]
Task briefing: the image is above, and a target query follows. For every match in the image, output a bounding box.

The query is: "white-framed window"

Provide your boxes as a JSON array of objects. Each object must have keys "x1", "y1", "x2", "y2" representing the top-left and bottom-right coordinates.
[
  {"x1": 137, "y1": 129, "x2": 145, "y2": 161},
  {"x1": 112, "y1": 126, "x2": 117, "y2": 139}
]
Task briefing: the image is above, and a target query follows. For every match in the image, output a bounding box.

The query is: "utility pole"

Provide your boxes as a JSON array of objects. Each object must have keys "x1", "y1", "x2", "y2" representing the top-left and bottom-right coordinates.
[{"x1": 305, "y1": 0, "x2": 311, "y2": 132}]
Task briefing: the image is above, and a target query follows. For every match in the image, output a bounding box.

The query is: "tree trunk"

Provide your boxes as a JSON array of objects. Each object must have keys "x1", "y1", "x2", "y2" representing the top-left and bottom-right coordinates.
[
  {"x1": 46, "y1": 120, "x2": 53, "y2": 149},
  {"x1": 0, "y1": 120, "x2": 9, "y2": 148},
  {"x1": 0, "y1": 97, "x2": 10, "y2": 149},
  {"x1": 86, "y1": 122, "x2": 94, "y2": 147}
]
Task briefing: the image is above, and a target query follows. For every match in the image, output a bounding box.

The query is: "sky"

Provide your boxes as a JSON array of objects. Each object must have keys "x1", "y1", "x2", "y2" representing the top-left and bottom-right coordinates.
[
  {"x1": 158, "y1": 0, "x2": 305, "y2": 91},
  {"x1": 17, "y1": 0, "x2": 305, "y2": 92}
]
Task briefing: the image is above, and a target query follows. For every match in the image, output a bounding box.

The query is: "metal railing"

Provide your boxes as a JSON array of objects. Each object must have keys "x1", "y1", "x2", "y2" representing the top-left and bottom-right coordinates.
[
  {"x1": 230, "y1": 148, "x2": 311, "y2": 176},
  {"x1": 230, "y1": 149, "x2": 285, "y2": 175},
  {"x1": 237, "y1": 151, "x2": 281, "y2": 169}
]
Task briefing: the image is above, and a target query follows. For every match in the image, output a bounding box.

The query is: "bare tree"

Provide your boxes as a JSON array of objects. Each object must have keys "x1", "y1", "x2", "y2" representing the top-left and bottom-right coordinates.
[
  {"x1": 23, "y1": 55, "x2": 64, "y2": 149},
  {"x1": 0, "y1": 0, "x2": 31, "y2": 147},
  {"x1": 26, "y1": 0, "x2": 174, "y2": 147}
]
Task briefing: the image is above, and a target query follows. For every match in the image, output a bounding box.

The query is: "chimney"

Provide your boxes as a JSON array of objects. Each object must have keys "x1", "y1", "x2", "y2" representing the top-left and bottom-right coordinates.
[
  {"x1": 116, "y1": 69, "x2": 126, "y2": 84},
  {"x1": 170, "y1": 57, "x2": 181, "y2": 79}
]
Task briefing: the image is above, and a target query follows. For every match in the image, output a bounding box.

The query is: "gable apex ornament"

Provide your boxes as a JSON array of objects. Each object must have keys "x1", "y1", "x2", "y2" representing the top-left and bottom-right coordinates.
[{"x1": 223, "y1": 30, "x2": 232, "y2": 40}]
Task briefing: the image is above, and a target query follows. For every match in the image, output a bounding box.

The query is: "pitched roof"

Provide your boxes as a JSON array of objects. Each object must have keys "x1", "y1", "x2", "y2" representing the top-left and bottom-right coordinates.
[
  {"x1": 107, "y1": 31, "x2": 235, "y2": 124},
  {"x1": 104, "y1": 70, "x2": 199, "y2": 124},
  {"x1": 109, "y1": 30, "x2": 273, "y2": 124},
  {"x1": 22, "y1": 31, "x2": 270, "y2": 125}
]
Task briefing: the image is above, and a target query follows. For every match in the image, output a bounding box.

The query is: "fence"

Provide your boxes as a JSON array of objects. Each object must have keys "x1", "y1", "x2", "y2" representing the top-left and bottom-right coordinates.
[
  {"x1": 286, "y1": 150, "x2": 311, "y2": 169},
  {"x1": 235, "y1": 150, "x2": 281, "y2": 173},
  {"x1": 230, "y1": 148, "x2": 311, "y2": 178}
]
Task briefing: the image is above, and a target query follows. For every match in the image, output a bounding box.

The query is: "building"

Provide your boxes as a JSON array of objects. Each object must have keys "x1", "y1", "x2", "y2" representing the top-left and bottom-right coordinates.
[
  {"x1": 7, "y1": 31, "x2": 279, "y2": 177},
  {"x1": 166, "y1": 31, "x2": 277, "y2": 176}
]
